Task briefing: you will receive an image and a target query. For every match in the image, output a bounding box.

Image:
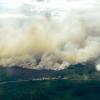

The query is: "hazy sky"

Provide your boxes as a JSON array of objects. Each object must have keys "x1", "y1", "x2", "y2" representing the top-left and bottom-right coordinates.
[{"x1": 0, "y1": 0, "x2": 98, "y2": 18}]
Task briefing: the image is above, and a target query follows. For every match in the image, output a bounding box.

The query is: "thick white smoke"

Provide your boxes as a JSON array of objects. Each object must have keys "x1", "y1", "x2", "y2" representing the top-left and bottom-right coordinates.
[{"x1": 0, "y1": 0, "x2": 100, "y2": 70}]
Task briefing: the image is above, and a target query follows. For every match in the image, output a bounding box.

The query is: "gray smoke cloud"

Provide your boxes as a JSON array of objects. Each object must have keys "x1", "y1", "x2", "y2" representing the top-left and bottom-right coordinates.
[{"x1": 0, "y1": 0, "x2": 100, "y2": 70}]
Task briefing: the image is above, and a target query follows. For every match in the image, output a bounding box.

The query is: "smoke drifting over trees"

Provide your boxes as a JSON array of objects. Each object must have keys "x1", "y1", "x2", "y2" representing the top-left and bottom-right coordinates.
[{"x1": 0, "y1": 0, "x2": 100, "y2": 70}]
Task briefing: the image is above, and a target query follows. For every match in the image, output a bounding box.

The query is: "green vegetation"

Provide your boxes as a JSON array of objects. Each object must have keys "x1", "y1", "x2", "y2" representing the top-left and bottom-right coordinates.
[
  {"x1": 0, "y1": 80, "x2": 100, "y2": 100},
  {"x1": 0, "y1": 64, "x2": 100, "y2": 100},
  {"x1": 0, "y1": 63, "x2": 100, "y2": 82}
]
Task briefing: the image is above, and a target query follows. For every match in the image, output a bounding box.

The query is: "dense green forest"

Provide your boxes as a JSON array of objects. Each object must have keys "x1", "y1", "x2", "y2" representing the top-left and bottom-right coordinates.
[
  {"x1": 0, "y1": 80, "x2": 100, "y2": 100},
  {"x1": 0, "y1": 64, "x2": 100, "y2": 100}
]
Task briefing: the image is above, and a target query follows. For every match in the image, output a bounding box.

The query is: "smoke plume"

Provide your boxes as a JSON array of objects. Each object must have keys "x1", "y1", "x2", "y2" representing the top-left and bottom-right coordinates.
[{"x1": 0, "y1": 0, "x2": 100, "y2": 70}]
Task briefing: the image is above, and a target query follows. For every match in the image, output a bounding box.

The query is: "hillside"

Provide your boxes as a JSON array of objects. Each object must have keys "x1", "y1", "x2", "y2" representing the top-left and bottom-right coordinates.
[{"x1": 0, "y1": 63, "x2": 100, "y2": 81}]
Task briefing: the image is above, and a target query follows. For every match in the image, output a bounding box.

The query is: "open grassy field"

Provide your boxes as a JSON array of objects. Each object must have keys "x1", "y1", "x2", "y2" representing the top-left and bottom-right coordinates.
[{"x1": 0, "y1": 80, "x2": 100, "y2": 100}]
